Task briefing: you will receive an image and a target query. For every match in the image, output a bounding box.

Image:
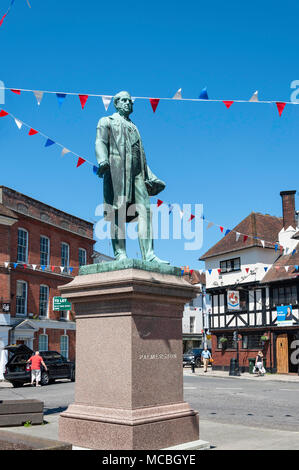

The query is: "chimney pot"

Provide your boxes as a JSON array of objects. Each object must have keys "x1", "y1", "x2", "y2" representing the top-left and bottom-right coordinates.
[{"x1": 280, "y1": 190, "x2": 296, "y2": 229}]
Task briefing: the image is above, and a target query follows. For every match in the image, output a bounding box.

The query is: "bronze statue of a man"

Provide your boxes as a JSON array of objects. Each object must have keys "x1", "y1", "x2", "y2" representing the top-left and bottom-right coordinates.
[{"x1": 95, "y1": 91, "x2": 169, "y2": 264}]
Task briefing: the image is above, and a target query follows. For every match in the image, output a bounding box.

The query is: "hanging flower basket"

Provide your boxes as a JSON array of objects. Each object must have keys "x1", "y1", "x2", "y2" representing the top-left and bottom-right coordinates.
[
  {"x1": 260, "y1": 335, "x2": 269, "y2": 342},
  {"x1": 219, "y1": 337, "x2": 228, "y2": 343}
]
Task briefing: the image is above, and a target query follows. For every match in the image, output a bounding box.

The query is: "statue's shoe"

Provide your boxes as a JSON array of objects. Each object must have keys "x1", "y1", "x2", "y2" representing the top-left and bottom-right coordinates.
[
  {"x1": 115, "y1": 254, "x2": 128, "y2": 262},
  {"x1": 146, "y1": 255, "x2": 170, "y2": 265}
]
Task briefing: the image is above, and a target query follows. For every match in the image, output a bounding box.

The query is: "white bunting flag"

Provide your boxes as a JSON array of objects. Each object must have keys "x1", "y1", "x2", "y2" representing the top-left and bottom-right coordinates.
[
  {"x1": 285, "y1": 266, "x2": 289, "y2": 272},
  {"x1": 285, "y1": 247, "x2": 289, "y2": 254},
  {"x1": 207, "y1": 222, "x2": 214, "y2": 229},
  {"x1": 173, "y1": 88, "x2": 182, "y2": 100},
  {"x1": 249, "y1": 90, "x2": 259, "y2": 102},
  {"x1": 236, "y1": 232, "x2": 241, "y2": 241},
  {"x1": 33, "y1": 90, "x2": 44, "y2": 106},
  {"x1": 102, "y1": 96, "x2": 112, "y2": 111},
  {"x1": 60, "y1": 266, "x2": 64, "y2": 273},
  {"x1": 261, "y1": 240, "x2": 265, "y2": 248},
  {"x1": 31, "y1": 264, "x2": 37, "y2": 270},
  {"x1": 14, "y1": 118, "x2": 23, "y2": 129},
  {"x1": 4, "y1": 262, "x2": 9, "y2": 268},
  {"x1": 61, "y1": 148, "x2": 70, "y2": 157}
]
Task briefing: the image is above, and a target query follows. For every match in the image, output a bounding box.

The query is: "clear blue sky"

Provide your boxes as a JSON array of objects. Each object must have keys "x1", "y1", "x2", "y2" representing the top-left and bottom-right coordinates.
[{"x1": 0, "y1": 0, "x2": 298, "y2": 268}]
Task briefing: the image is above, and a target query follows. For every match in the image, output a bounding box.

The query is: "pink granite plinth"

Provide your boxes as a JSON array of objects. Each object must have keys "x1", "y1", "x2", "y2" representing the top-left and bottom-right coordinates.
[{"x1": 58, "y1": 268, "x2": 200, "y2": 450}]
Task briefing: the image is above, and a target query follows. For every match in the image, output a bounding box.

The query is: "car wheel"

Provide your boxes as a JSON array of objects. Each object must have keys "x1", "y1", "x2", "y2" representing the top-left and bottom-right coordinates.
[
  {"x1": 195, "y1": 358, "x2": 201, "y2": 368},
  {"x1": 11, "y1": 381, "x2": 23, "y2": 388},
  {"x1": 41, "y1": 371, "x2": 50, "y2": 386},
  {"x1": 70, "y1": 368, "x2": 75, "y2": 382}
]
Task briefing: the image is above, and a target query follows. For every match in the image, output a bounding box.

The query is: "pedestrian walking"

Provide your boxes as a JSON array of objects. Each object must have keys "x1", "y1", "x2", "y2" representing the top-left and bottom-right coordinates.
[
  {"x1": 255, "y1": 350, "x2": 264, "y2": 376},
  {"x1": 201, "y1": 347, "x2": 211, "y2": 373},
  {"x1": 27, "y1": 351, "x2": 47, "y2": 386}
]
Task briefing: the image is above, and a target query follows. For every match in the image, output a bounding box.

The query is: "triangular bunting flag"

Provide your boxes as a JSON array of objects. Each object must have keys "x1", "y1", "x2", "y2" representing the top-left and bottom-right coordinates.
[
  {"x1": 69, "y1": 267, "x2": 74, "y2": 274},
  {"x1": 13, "y1": 263, "x2": 18, "y2": 268},
  {"x1": 60, "y1": 266, "x2": 64, "y2": 273},
  {"x1": 102, "y1": 96, "x2": 112, "y2": 111},
  {"x1": 243, "y1": 235, "x2": 248, "y2": 243},
  {"x1": 217, "y1": 268, "x2": 221, "y2": 274},
  {"x1": 236, "y1": 232, "x2": 240, "y2": 241},
  {"x1": 51, "y1": 266, "x2": 55, "y2": 272},
  {"x1": 28, "y1": 128, "x2": 38, "y2": 136},
  {"x1": 4, "y1": 262, "x2": 9, "y2": 268},
  {"x1": 33, "y1": 90, "x2": 44, "y2": 106},
  {"x1": 225, "y1": 229, "x2": 231, "y2": 236},
  {"x1": 264, "y1": 267, "x2": 268, "y2": 272},
  {"x1": 276, "y1": 102, "x2": 286, "y2": 117},
  {"x1": 220, "y1": 226, "x2": 224, "y2": 233},
  {"x1": 41, "y1": 265, "x2": 46, "y2": 271},
  {"x1": 157, "y1": 199, "x2": 163, "y2": 207},
  {"x1": 285, "y1": 266, "x2": 289, "y2": 272},
  {"x1": 207, "y1": 222, "x2": 214, "y2": 229},
  {"x1": 275, "y1": 244, "x2": 278, "y2": 252},
  {"x1": 32, "y1": 264, "x2": 37, "y2": 270},
  {"x1": 223, "y1": 101, "x2": 234, "y2": 109},
  {"x1": 149, "y1": 98, "x2": 160, "y2": 113},
  {"x1": 56, "y1": 93, "x2": 67, "y2": 107},
  {"x1": 93, "y1": 165, "x2": 99, "y2": 175},
  {"x1": 173, "y1": 88, "x2": 182, "y2": 100},
  {"x1": 199, "y1": 87, "x2": 209, "y2": 100},
  {"x1": 275, "y1": 266, "x2": 280, "y2": 271},
  {"x1": 79, "y1": 94, "x2": 89, "y2": 109},
  {"x1": 190, "y1": 269, "x2": 194, "y2": 275},
  {"x1": 45, "y1": 138, "x2": 55, "y2": 147},
  {"x1": 61, "y1": 148, "x2": 70, "y2": 157},
  {"x1": 14, "y1": 118, "x2": 22, "y2": 129},
  {"x1": 292, "y1": 249, "x2": 296, "y2": 256},
  {"x1": 10, "y1": 89, "x2": 21, "y2": 95},
  {"x1": 76, "y1": 157, "x2": 86, "y2": 168},
  {"x1": 245, "y1": 267, "x2": 249, "y2": 273},
  {"x1": 249, "y1": 91, "x2": 259, "y2": 102},
  {"x1": 261, "y1": 240, "x2": 265, "y2": 248},
  {"x1": 0, "y1": 110, "x2": 8, "y2": 117},
  {"x1": 208, "y1": 269, "x2": 212, "y2": 275},
  {"x1": 188, "y1": 214, "x2": 195, "y2": 222}
]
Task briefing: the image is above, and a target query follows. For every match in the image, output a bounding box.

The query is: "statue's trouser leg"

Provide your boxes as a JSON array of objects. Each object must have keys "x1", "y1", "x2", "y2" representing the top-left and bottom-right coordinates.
[
  {"x1": 134, "y1": 174, "x2": 155, "y2": 261},
  {"x1": 110, "y1": 209, "x2": 127, "y2": 260}
]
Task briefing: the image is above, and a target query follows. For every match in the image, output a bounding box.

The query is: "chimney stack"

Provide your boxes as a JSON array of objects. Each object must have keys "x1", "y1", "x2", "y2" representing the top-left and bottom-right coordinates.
[{"x1": 280, "y1": 190, "x2": 296, "y2": 229}]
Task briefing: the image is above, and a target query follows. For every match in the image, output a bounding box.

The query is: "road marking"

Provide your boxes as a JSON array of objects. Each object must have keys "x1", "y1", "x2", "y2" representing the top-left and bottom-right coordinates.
[
  {"x1": 280, "y1": 389, "x2": 297, "y2": 392},
  {"x1": 184, "y1": 387, "x2": 197, "y2": 390},
  {"x1": 216, "y1": 387, "x2": 242, "y2": 390}
]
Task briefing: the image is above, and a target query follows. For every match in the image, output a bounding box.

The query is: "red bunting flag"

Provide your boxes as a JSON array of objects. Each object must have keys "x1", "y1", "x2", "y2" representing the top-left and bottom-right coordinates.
[
  {"x1": 217, "y1": 268, "x2": 221, "y2": 274},
  {"x1": 79, "y1": 94, "x2": 89, "y2": 109},
  {"x1": 0, "y1": 110, "x2": 8, "y2": 117},
  {"x1": 223, "y1": 101, "x2": 234, "y2": 109},
  {"x1": 76, "y1": 157, "x2": 86, "y2": 168},
  {"x1": 157, "y1": 199, "x2": 163, "y2": 207},
  {"x1": 0, "y1": 14, "x2": 7, "y2": 28},
  {"x1": 190, "y1": 269, "x2": 194, "y2": 275},
  {"x1": 276, "y1": 102, "x2": 286, "y2": 117},
  {"x1": 23, "y1": 264, "x2": 27, "y2": 269},
  {"x1": 245, "y1": 267, "x2": 249, "y2": 273},
  {"x1": 150, "y1": 98, "x2": 160, "y2": 113},
  {"x1": 10, "y1": 89, "x2": 21, "y2": 95},
  {"x1": 188, "y1": 214, "x2": 195, "y2": 222},
  {"x1": 51, "y1": 266, "x2": 55, "y2": 272},
  {"x1": 243, "y1": 235, "x2": 248, "y2": 243},
  {"x1": 220, "y1": 226, "x2": 224, "y2": 233},
  {"x1": 28, "y1": 128, "x2": 38, "y2": 136}
]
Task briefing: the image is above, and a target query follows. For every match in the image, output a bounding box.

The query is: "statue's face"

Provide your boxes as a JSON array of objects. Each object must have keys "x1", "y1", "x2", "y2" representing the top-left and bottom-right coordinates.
[{"x1": 115, "y1": 93, "x2": 133, "y2": 117}]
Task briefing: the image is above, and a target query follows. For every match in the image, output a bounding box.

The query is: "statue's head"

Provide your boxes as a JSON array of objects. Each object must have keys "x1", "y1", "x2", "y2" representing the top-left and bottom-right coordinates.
[{"x1": 113, "y1": 91, "x2": 133, "y2": 117}]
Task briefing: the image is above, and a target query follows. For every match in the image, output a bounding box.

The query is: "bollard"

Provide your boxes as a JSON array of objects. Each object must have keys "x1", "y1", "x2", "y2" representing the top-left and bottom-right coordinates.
[{"x1": 191, "y1": 361, "x2": 195, "y2": 373}]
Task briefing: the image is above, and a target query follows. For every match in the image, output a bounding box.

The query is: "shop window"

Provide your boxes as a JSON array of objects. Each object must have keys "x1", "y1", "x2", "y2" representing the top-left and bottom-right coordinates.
[
  {"x1": 242, "y1": 334, "x2": 263, "y2": 349},
  {"x1": 217, "y1": 333, "x2": 236, "y2": 349}
]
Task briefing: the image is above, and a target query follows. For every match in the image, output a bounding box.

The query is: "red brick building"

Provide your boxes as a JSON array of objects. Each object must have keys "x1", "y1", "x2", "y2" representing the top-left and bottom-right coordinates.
[{"x1": 0, "y1": 186, "x2": 94, "y2": 378}]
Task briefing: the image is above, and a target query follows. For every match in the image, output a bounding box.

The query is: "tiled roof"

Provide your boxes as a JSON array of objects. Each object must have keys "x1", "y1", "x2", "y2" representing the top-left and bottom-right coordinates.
[
  {"x1": 0, "y1": 203, "x2": 18, "y2": 220},
  {"x1": 183, "y1": 270, "x2": 206, "y2": 286},
  {"x1": 261, "y1": 242, "x2": 299, "y2": 283},
  {"x1": 200, "y1": 212, "x2": 283, "y2": 260}
]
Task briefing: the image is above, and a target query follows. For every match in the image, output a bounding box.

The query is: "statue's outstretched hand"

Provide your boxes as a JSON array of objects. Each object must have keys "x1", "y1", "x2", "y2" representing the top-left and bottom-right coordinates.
[{"x1": 97, "y1": 161, "x2": 110, "y2": 178}]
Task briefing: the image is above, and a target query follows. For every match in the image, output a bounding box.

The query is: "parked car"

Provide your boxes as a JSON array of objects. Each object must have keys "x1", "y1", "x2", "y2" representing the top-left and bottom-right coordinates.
[
  {"x1": 4, "y1": 344, "x2": 75, "y2": 387},
  {"x1": 183, "y1": 348, "x2": 212, "y2": 368}
]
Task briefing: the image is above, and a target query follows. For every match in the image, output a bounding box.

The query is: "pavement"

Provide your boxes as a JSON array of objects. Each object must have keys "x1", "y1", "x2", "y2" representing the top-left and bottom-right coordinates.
[
  {"x1": 1, "y1": 369, "x2": 299, "y2": 450},
  {"x1": 183, "y1": 367, "x2": 299, "y2": 382}
]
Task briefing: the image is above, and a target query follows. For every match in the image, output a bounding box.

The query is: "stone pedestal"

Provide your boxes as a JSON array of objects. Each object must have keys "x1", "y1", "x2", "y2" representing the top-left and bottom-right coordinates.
[{"x1": 58, "y1": 263, "x2": 200, "y2": 450}]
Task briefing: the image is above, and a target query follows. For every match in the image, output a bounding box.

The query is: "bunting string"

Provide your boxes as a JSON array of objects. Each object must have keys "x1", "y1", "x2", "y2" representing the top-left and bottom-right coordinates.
[
  {"x1": 0, "y1": 85, "x2": 298, "y2": 115},
  {"x1": 0, "y1": 108, "x2": 99, "y2": 173}
]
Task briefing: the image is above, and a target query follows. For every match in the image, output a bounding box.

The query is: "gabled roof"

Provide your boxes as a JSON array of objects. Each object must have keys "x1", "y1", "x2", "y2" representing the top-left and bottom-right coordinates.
[
  {"x1": 261, "y1": 241, "x2": 299, "y2": 283},
  {"x1": 200, "y1": 212, "x2": 283, "y2": 260},
  {"x1": 183, "y1": 270, "x2": 206, "y2": 286}
]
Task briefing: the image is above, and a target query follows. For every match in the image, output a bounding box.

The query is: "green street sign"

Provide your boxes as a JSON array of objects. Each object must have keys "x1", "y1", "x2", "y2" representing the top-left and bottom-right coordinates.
[{"x1": 53, "y1": 297, "x2": 72, "y2": 311}]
